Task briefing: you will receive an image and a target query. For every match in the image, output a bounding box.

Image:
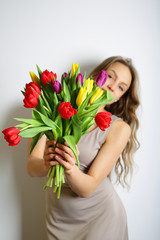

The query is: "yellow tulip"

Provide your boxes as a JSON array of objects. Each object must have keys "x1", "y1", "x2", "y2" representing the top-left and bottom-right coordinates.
[
  {"x1": 29, "y1": 72, "x2": 40, "y2": 85},
  {"x1": 84, "y1": 78, "x2": 94, "y2": 94},
  {"x1": 71, "y1": 63, "x2": 79, "y2": 78},
  {"x1": 76, "y1": 87, "x2": 87, "y2": 107},
  {"x1": 90, "y1": 88, "x2": 104, "y2": 105}
]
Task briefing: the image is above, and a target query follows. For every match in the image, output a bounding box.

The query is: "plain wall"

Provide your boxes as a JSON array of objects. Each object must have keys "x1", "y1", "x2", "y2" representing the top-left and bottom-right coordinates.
[{"x1": 0, "y1": 0, "x2": 160, "y2": 239}]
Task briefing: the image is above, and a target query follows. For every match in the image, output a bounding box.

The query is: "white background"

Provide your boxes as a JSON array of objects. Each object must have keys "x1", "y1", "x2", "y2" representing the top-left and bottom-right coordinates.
[{"x1": 0, "y1": 0, "x2": 160, "y2": 239}]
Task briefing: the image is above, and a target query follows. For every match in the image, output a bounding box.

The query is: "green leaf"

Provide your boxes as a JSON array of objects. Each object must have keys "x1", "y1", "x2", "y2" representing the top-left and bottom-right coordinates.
[
  {"x1": 19, "y1": 126, "x2": 52, "y2": 137},
  {"x1": 77, "y1": 86, "x2": 99, "y2": 115},
  {"x1": 70, "y1": 89, "x2": 78, "y2": 109},
  {"x1": 51, "y1": 102, "x2": 60, "y2": 121},
  {"x1": 52, "y1": 92, "x2": 59, "y2": 107},
  {"x1": 71, "y1": 114, "x2": 82, "y2": 144},
  {"x1": 106, "y1": 90, "x2": 114, "y2": 102},
  {"x1": 41, "y1": 93, "x2": 52, "y2": 115},
  {"x1": 54, "y1": 115, "x2": 62, "y2": 136},
  {"x1": 32, "y1": 109, "x2": 60, "y2": 130},
  {"x1": 36, "y1": 95, "x2": 48, "y2": 116},
  {"x1": 81, "y1": 117, "x2": 94, "y2": 131},
  {"x1": 62, "y1": 80, "x2": 71, "y2": 102},
  {"x1": 32, "y1": 109, "x2": 43, "y2": 122},
  {"x1": 92, "y1": 90, "x2": 114, "y2": 105},
  {"x1": 77, "y1": 79, "x2": 82, "y2": 89},
  {"x1": 21, "y1": 90, "x2": 25, "y2": 96},
  {"x1": 14, "y1": 118, "x2": 43, "y2": 126},
  {"x1": 15, "y1": 123, "x2": 29, "y2": 128},
  {"x1": 30, "y1": 132, "x2": 44, "y2": 153},
  {"x1": 32, "y1": 109, "x2": 61, "y2": 141},
  {"x1": 63, "y1": 135, "x2": 80, "y2": 168},
  {"x1": 43, "y1": 85, "x2": 58, "y2": 112},
  {"x1": 82, "y1": 118, "x2": 95, "y2": 134},
  {"x1": 36, "y1": 64, "x2": 42, "y2": 78},
  {"x1": 44, "y1": 130, "x2": 54, "y2": 140},
  {"x1": 78, "y1": 90, "x2": 114, "y2": 119}
]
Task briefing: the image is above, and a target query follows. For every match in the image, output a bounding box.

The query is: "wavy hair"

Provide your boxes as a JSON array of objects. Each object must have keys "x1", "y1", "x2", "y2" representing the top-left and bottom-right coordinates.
[{"x1": 89, "y1": 56, "x2": 140, "y2": 189}]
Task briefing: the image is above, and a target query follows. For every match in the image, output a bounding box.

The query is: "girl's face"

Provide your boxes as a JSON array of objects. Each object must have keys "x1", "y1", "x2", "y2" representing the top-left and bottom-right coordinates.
[{"x1": 101, "y1": 62, "x2": 132, "y2": 104}]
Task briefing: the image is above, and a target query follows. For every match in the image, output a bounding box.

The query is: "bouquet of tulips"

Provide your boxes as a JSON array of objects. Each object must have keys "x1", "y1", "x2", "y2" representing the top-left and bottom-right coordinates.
[{"x1": 2, "y1": 63, "x2": 114, "y2": 198}]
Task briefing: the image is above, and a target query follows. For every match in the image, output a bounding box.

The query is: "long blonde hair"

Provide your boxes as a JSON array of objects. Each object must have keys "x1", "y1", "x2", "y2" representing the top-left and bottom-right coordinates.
[{"x1": 89, "y1": 56, "x2": 140, "y2": 189}]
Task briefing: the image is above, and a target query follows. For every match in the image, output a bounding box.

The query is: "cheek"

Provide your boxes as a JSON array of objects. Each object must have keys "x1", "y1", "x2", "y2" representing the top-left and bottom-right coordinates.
[
  {"x1": 101, "y1": 81, "x2": 108, "y2": 90},
  {"x1": 116, "y1": 90, "x2": 127, "y2": 100}
]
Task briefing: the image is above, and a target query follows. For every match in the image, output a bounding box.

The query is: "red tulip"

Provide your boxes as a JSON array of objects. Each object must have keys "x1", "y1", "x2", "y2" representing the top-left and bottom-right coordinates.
[
  {"x1": 23, "y1": 82, "x2": 41, "y2": 108},
  {"x1": 26, "y1": 82, "x2": 41, "y2": 95},
  {"x1": 59, "y1": 102, "x2": 77, "y2": 119},
  {"x1": 2, "y1": 127, "x2": 21, "y2": 146},
  {"x1": 41, "y1": 69, "x2": 57, "y2": 86},
  {"x1": 95, "y1": 112, "x2": 112, "y2": 131}
]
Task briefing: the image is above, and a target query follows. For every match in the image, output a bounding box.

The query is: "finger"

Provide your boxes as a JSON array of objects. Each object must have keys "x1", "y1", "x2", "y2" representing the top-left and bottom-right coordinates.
[
  {"x1": 50, "y1": 160, "x2": 59, "y2": 166},
  {"x1": 54, "y1": 147, "x2": 75, "y2": 164},
  {"x1": 54, "y1": 151, "x2": 76, "y2": 167},
  {"x1": 54, "y1": 155, "x2": 73, "y2": 171},
  {"x1": 44, "y1": 154, "x2": 59, "y2": 167},
  {"x1": 46, "y1": 140, "x2": 56, "y2": 147},
  {"x1": 64, "y1": 142, "x2": 79, "y2": 156},
  {"x1": 64, "y1": 142, "x2": 69, "y2": 147},
  {"x1": 47, "y1": 146, "x2": 56, "y2": 154},
  {"x1": 56, "y1": 143, "x2": 75, "y2": 158},
  {"x1": 44, "y1": 153, "x2": 54, "y2": 164}
]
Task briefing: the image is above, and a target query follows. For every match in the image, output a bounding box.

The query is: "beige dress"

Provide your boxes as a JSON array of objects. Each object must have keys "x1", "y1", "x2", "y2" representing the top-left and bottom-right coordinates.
[{"x1": 46, "y1": 115, "x2": 129, "y2": 240}]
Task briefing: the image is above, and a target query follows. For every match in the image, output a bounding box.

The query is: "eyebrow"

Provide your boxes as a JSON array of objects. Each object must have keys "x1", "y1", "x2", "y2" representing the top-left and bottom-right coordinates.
[
  {"x1": 109, "y1": 69, "x2": 129, "y2": 88},
  {"x1": 120, "y1": 82, "x2": 129, "y2": 88}
]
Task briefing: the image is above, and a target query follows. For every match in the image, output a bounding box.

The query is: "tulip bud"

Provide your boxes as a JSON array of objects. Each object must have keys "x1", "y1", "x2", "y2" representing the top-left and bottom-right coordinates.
[
  {"x1": 52, "y1": 80, "x2": 62, "y2": 94},
  {"x1": 84, "y1": 78, "x2": 94, "y2": 94},
  {"x1": 71, "y1": 63, "x2": 79, "y2": 78},
  {"x1": 76, "y1": 73, "x2": 83, "y2": 86},
  {"x1": 29, "y1": 72, "x2": 40, "y2": 85},
  {"x1": 41, "y1": 70, "x2": 57, "y2": 86},
  {"x1": 26, "y1": 82, "x2": 41, "y2": 95},
  {"x1": 2, "y1": 127, "x2": 21, "y2": 146},
  {"x1": 59, "y1": 102, "x2": 77, "y2": 119},
  {"x1": 61, "y1": 72, "x2": 68, "y2": 82},
  {"x1": 96, "y1": 70, "x2": 108, "y2": 87},
  {"x1": 90, "y1": 88, "x2": 104, "y2": 105},
  {"x1": 76, "y1": 87, "x2": 87, "y2": 107},
  {"x1": 95, "y1": 112, "x2": 112, "y2": 131},
  {"x1": 23, "y1": 82, "x2": 41, "y2": 108}
]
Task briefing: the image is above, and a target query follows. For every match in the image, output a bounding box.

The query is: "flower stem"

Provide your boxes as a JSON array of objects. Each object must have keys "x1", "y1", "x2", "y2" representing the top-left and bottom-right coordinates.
[
  {"x1": 56, "y1": 164, "x2": 60, "y2": 187},
  {"x1": 41, "y1": 93, "x2": 52, "y2": 114},
  {"x1": 20, "y1": 125, "x2": 33, "y2": 132}
]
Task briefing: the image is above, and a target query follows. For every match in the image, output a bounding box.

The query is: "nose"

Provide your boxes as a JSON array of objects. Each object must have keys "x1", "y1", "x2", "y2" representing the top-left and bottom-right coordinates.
[{"x1": 107, "y1": 82, "x2": 116, "y2": 92}]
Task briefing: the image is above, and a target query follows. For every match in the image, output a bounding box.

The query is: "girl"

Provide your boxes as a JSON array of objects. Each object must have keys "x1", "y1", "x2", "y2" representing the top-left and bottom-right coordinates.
[{"x1": 27, "y1": 56, "x2": 140, "y2": 240}]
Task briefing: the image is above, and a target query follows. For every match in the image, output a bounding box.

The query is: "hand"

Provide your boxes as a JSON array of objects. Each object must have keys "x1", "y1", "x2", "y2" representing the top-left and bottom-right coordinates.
[
  {"x1": 44, "y1": 140, "x2": 79, "y2": 173},
  {"x1": 44, "y1": 140, "x2": 59, "y2": 169},
  {"x1": 54, "y1": 142, "x2": 79, "y2": 173}
]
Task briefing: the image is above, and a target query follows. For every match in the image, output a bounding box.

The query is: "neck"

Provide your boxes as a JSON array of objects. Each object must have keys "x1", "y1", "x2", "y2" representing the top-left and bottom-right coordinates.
[{"x1": 97, "y1": 105, "x2": 105, "y2": 113}]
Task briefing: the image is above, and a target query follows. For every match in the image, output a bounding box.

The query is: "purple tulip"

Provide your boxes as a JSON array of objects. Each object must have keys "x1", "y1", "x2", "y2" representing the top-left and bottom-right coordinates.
[
  {"x1": 61, "y1": 72, "x2": 68, "y2": 82},
  {"x1": 96, "y1": 70, "x2": 108, "y2": 87},
  {"x1": 52, "y1": 80, "x2": 62, "y2": 94},
  {"x1": 76, "y1": 73, "x2": 83, "y2": 86}
]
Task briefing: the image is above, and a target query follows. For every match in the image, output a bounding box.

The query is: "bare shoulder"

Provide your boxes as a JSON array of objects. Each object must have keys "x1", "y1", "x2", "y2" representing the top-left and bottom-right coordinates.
[{"x1": 106, "y1": 118, "x2": 131, "y2": 141}]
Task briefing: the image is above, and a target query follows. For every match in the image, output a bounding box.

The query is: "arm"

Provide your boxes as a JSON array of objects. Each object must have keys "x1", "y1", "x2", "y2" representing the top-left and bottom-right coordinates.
[
  {"x1": 55, "y1": 119, "x2": 131, "y2": 197},
  {"x1": 27, "y1": 134, "x2": 49, "y2": 177}
]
